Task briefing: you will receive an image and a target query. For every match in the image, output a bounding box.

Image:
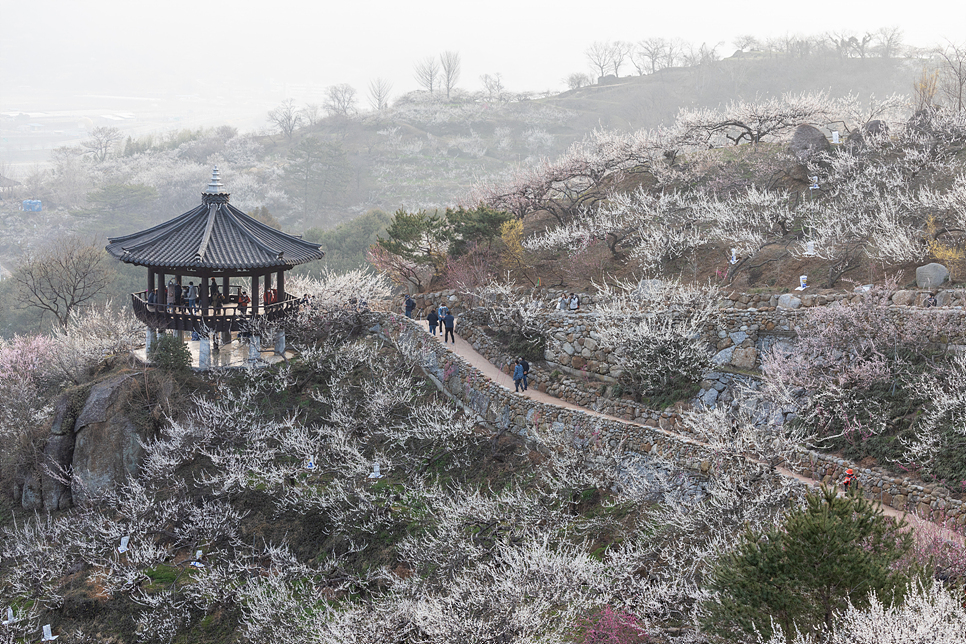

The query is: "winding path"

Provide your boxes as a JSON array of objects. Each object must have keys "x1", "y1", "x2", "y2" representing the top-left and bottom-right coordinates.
[{"x1": 419, "y1": 321, "x2": 962, "y2": 539}]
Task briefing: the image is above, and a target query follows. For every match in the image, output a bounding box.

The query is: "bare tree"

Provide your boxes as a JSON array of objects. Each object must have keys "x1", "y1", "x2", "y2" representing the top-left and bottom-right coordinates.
[
  {"x1": 268, "y1": 99, "x2": 303, "y2": 140},
  {"x1": 480, "y1": 73, "x2": 505, "y2": 101},
  {"x1": 414, "y1": 56, "x2": 441, "y2": 94},
  {"x1": 367, "y1": 77, "x2": 393, "y2": 111},
  {"x1": 733, "y1": 35, "x2": 760, "y2": 53},
  {"x1": 565, "y1": 72, "x2": 592, "y2": 89},
  {"x1": 439, "y1": 50, "x2": 461, "y2": 100},
  {"x1": 300, "y1": 104, "x2": 322, "y2": 126},
  {"x1": 874, "y1": 27, "x2": 904, "y2": 58},
  {"x1": 938, "y1": 41, "x2": 966, "y2": 113},
  {"x1": 323, "y1": 84, "x2": 358, "y2": 117},
  {"x1": 635, "y1": 38, "x2": 669, "y2": 74},
  {"x1": 13, "y1": 236, "x2": 116, "y2": 328},
  {"x1": 585, "y1": 41, "x2": 612, "y2": 80},
  {"x1": 80, "y1": 127, "x2": 122, "y2": 163},
  {"x1": 610, "y1": 41, "x2": 634, "y2": 77}
]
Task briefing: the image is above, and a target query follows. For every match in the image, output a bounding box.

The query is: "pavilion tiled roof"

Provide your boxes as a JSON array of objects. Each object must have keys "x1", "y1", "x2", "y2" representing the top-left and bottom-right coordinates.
[{"x1": 106, "y1": 168, "x2": 324, "y2": 271}]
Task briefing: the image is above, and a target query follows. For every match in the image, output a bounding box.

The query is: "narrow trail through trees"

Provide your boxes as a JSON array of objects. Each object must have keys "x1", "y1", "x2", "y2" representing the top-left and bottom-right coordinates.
[{"x1": 416, "y1": 320, "x2": 962, "y2": 540}]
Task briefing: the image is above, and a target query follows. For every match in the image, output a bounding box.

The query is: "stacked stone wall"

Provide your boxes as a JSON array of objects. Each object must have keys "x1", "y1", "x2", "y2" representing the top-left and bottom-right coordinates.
[{"x1": 376, "y1": 312, "x2": 966, "y2": 525}]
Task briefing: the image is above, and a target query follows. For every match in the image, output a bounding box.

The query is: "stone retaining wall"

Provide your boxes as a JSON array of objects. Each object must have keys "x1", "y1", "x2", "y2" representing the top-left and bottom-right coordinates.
[
  {"x1": 378, "y1": 314, "x2": 740, "y2": 477},
  {"x1": 786, "y1": 451, "x2": 965, "y2": 524},
  {"x1": 377, "y1": 313, "x2": 966, "y2": 525}
]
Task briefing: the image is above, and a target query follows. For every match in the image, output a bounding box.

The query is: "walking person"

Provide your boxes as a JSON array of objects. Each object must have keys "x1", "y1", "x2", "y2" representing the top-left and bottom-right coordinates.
[
  {"x1": 427, "y1": 308, "x2": 439, "y2": 336},
  {"x1": 513, "y1": 359, "x2": 525, "y2": 393},
  {"x1": 519, "y1": 356, "x2": 531, "y2": 391},
  {"x1": 405, "y1": 295, "x2": 415, "y2": 318},
  {"x1": 443, "y1": 309, "x2": 456, "y2": 344}
]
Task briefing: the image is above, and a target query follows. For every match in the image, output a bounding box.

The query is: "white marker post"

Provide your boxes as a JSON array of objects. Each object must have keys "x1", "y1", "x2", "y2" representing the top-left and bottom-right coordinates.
[
  {"x1": 368, "y1": 463, "x2": 383, "y2": 479},
  {"x1": 795, "y1": 275, "x2": 808, "y2": 291}
]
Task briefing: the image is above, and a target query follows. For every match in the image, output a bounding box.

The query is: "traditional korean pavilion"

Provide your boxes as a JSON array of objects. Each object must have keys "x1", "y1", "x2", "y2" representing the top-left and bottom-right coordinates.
[{"x1": 106, "y1": 168, "x2": 324, "y2": 362}]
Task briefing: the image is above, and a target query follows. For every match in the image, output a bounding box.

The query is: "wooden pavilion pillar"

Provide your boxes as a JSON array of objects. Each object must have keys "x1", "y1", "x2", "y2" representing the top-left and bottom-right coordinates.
[
  {"x1": 200, "y1": 271, "x2": 210, "y2": 317},
  {"x1": 220, "y1": 274, "x2": 231, "y2": 344},
  {"x1": 251, "y1": 272, "x2": 260, "y2": 317},
  {"x1": 277, "y1": 270, "x2": 285, "y2": 302}
]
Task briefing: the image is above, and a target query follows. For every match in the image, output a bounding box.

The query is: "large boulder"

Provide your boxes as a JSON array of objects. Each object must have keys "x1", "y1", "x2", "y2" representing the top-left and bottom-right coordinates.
[
  {"x1": 777, "y1": 294, "x2": 802, "y2": 310},
  {"x1": 71, "y1": 374, "x2": 143, "y2": 504},
  {"x1": 731, "y1": 347, "x2": 758, "y2": 370},
  {"x1": 916, "y1": 263, "x2": 950, "y2": 289},
  {"x1": 891, "y1": 290, "x2": 916, "y2": 306},
  {"x1": 790, "y1": 124, "x2": 831, "y2": 160}
]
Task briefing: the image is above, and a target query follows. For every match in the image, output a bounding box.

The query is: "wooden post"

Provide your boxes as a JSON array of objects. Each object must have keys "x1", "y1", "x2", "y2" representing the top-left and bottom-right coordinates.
[
  {"x1": 277, "y1": 270, "x2": 285, "y2": 303},
  {"x1": 200, "y1": 271, "x2": 209, "y2": 317},
  {"x1": 221, "y1": 275, "x2": 231, "y2": 344},
  {"x1": 252, "y1": 273, "x2": 260, "y2": 317}
]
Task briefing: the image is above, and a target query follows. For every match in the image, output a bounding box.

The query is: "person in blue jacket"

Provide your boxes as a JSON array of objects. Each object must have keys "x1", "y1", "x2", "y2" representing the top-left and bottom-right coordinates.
[{"x1": 513, "y1": 359, "x2": 525, "y2": 392}]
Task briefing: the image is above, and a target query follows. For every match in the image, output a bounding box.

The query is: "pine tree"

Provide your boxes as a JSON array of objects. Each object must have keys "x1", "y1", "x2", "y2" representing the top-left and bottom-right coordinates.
[{"x1": 701, "y1": 486, "x2": 921, "y2": 642}]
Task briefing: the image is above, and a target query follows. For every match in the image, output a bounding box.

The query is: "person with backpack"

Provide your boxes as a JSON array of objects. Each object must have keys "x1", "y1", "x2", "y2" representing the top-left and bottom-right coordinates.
[
  {"x1": 405, "y1": 295, "x2": 415, "y2": 318},
  {"x1": 443, "y1": 310, "x2": 456, "y2": 344},
  {"x1": 569, "y1": 293, "x2": 580, "y2": 312},
  {"x1": 427, "y1": 308, "x2": 439, "y2": 336},
  {"x1": 842, "y1": 468, "x2": 859, "y2": 492}
]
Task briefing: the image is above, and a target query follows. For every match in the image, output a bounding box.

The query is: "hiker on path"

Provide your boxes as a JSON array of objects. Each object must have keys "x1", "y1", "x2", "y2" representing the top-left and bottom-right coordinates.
[
  {"x1": 405, "y1": 295, "x2": 415, "y2": 318},
  {"x1": 427, "y1": 308, "x2": 439, "y2": 336},
  {"x1": 558, "y1": 293, "x2": 569, "y2": 311},
  {"x1": 513, "y1": 359, "x2": 525, "y2": 392},
  {"x1": 519, "y1": 356, "x2": 530, "y2": 391},
  {"x1": 842, "y1": 468, "x2": 859, "y2": 492},
  {"x1": 443, "y1": 310, "x2": 456, "y2": 344}
]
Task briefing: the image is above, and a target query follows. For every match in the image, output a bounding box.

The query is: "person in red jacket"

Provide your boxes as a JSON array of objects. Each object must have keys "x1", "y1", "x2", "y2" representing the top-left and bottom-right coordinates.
[{"x1": 237, "y1": 291, "x2": 251, "y2": 315}]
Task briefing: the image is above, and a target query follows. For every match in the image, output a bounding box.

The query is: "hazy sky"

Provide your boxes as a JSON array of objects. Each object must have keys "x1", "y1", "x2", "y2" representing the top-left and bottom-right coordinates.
[{"x1": 2, "y1": 0, "x2": 965, "y2": 107}]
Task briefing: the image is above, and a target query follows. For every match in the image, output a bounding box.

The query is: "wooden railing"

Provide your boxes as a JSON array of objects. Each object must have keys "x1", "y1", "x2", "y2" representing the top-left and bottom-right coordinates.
[{"x1": 130, "y1": 292, "x2": 302, "y2": 333}]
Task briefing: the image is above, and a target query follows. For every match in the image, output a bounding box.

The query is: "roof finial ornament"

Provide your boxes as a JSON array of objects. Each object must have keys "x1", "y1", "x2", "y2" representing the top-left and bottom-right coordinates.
[{"x1": 204, "y1": 166, "x2": 225, "y2": 194}]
